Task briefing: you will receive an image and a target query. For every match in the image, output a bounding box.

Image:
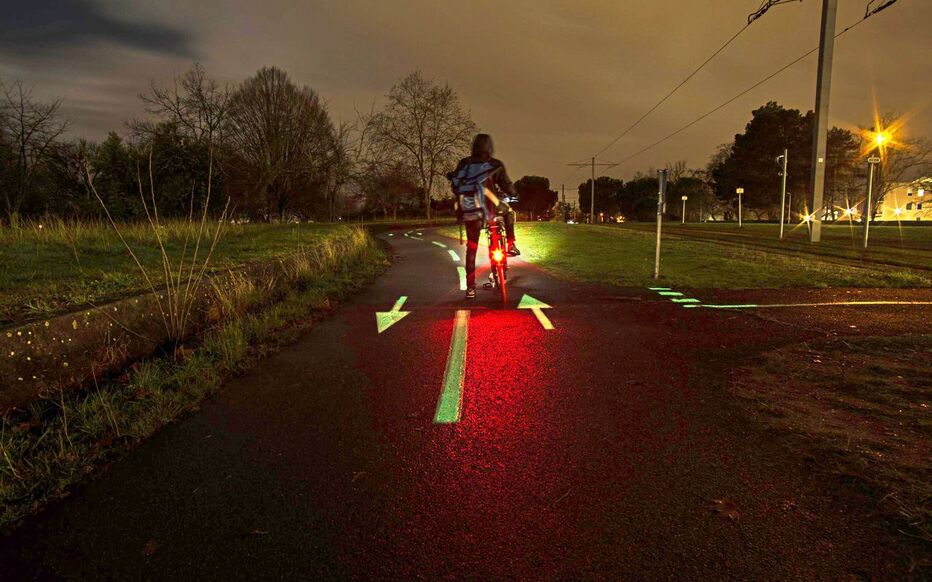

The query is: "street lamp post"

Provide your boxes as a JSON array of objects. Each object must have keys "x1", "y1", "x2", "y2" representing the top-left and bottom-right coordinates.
[
  {"x1": 777, "y1": 149, "x2": 788, "y2": 240},
  {"x1": 863, "y1": 155, "x2": 881, "y2": 248},
  {"x1": 681, "y1": 195, "x2": 688, "y2": 224},
  {"x1": 736, "y1": 187, "x2": 744, "y2": 227}
]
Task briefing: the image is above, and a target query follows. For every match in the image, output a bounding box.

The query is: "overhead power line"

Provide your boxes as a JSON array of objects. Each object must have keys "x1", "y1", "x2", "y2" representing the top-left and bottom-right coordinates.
[
  {"x1": 606, "y1": 3, "x2": 897, "y2": 173},
  {"x1": 588, "y1": 0, "x2": 799, "y2": 161}
]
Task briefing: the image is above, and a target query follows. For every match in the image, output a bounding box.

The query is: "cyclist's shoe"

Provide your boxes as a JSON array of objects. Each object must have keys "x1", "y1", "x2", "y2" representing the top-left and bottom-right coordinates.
[
  {"x1": 465, "y1": 287, "x2": 476, "y2": 299},
  {"x1": 507, "y1": 243, "x2": 521, "y2": 257}
]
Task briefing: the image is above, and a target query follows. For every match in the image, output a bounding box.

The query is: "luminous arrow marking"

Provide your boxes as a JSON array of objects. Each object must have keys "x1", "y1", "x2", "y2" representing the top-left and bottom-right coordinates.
[
  {"x1": 432, "y1": 241, "x2": 447, "y2": 248},
  {"x1": 518, "y1": 294, "x2": 554, "y2": 330},
  {"x1": 435, "y1": 309, "x2": 469, "y2": 423},
  {"x1": 448, "y1": 250, "x2": 461, "y2": 262},
  {"x1": 457, "y1": 267, "x2": 467, "y2": 290},
  {"x1": 376, "y1": 296, "x2": 411, "y2": 333}
]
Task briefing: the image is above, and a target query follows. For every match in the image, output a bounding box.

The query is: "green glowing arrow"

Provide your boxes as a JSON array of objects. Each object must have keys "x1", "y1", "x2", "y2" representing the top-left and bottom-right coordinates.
[
  {"x1": 518, "y1": 294, "x2": 554, "y2": 330},
  {"x1": 376, "y1": 296, "x2": 411, "y2": 333}
]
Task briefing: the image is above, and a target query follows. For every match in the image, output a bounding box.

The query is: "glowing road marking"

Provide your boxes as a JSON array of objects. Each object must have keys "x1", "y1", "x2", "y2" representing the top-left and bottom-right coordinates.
[
  {"x1": 671, "y1": 298, "x2": 700, "y2": 303},
  {"x1": 682, "y1": 300, "x2": 932, "y2": 310},
  {"x1": 448, "y1": 250, "x2": 461, "y2": 262},
  {"x1": 457, "y1": 267, "x2": 467, "y2": 290},
  {"x1": 435, "y1": 310, "x2": 469, "y2": 424},
  {"x1": 376, "y1": 296, "x2": 411, "y2": 333},
  {"x1": 518, "y1": 294, "x2": 554, "y2": 330},
  {"x1": 432, "y1": 241, "x2": 447, "y2": 248},
  {"x1": 648, "y1": 287, "x2": 671, "y2": 291},
  {"x1": 658, "y1": 291, "x2": 684, "y2": 297}
]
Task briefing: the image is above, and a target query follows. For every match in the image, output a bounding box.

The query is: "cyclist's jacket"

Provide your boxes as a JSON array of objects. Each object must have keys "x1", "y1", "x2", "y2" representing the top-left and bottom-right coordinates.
[{"x1": 449, "y1": 156, "x2": 516, "y2": 223}]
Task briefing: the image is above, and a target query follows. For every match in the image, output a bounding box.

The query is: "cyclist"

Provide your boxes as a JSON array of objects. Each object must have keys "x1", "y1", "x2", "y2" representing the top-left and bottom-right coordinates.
[{"x1": 449, "y1": 133, "x2": 520, "y2": 298}]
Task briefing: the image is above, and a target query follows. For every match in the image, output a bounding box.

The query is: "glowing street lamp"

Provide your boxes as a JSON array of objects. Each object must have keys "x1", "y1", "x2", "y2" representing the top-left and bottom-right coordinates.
[
  {"x1": 681, "y1": 195, "x2": 688, "y2": 224},
  {"x1": 736, "y1": 187, "x2": 744, "y2": 227}
]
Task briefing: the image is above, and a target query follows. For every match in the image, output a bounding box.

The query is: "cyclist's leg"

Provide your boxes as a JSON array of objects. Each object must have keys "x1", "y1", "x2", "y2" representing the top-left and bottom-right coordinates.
[
  {"x1": 503, "y1": 208, "x2": 517, "y2": 243},
  {"x1": 465, "y1": 220, "x2": 481, "y2": 289}
]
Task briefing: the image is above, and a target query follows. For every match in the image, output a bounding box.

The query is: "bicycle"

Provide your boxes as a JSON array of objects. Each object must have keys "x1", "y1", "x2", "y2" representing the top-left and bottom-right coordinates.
[{"x1": 483, "y1": 215, "x2": 508, "y2": 305}]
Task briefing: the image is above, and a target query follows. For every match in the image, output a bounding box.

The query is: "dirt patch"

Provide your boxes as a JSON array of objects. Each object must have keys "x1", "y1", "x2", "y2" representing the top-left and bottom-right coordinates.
[{"x1": 731, "y1": 335, "x2": 931, "y2": 575}]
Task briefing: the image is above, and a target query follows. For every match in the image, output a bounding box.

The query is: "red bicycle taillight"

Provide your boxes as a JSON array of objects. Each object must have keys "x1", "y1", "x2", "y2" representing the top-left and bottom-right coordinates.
[{"x1": 492, "y1": 249, "x2": 504, "y2": 263}]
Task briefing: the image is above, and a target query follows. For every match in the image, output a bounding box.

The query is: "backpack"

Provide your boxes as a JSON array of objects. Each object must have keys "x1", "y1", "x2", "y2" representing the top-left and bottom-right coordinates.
[{"x1": 449, "y1": 161, "x2": 500, "y2": 223}]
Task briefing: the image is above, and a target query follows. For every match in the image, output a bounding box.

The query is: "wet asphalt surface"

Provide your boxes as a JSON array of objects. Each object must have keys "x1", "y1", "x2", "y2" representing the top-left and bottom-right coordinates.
[{"x1": 0, "y1": 228, "x2": 926, "y2": 580}]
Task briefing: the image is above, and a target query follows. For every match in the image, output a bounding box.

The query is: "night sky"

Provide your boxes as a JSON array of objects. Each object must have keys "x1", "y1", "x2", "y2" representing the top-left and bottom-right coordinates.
[{"x1": 1, "y1": 0, "x2": 929, "y2": 203}]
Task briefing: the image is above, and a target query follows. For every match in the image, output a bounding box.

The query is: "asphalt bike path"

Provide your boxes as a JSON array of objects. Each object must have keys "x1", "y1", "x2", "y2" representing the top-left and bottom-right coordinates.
[{"x1": 0, "y1": 228, "x2": 903, "y2": 579}]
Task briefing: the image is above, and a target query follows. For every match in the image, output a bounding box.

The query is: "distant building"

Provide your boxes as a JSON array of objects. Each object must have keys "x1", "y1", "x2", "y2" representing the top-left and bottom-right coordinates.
[{"x1": 879, "y1": 177, "x2": 932, "y2": 222}]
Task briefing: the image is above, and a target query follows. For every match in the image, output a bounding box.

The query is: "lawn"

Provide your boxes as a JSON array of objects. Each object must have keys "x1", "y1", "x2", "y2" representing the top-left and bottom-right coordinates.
[
  {"x1": 617, "y1": 222, "x2": 932, "y2": 271},
  {"x1": 0, "y1": 219, "x2": 357, "y2": 326},
  {"x1": 438, "y1": 222, "x2": 931, "y2": 289}
]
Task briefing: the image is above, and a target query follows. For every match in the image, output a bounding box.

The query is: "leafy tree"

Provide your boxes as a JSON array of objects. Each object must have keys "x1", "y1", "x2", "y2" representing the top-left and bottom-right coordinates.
[
  {"x1": 617, "y1": 175, "x2": 657, "y2": 221},
  {"x1": 577, "y1": 176, "x2": 623, "y2": 220},
  {"x1": 707, "y1": 102, "x2": 861, "y2": 220},
  {"x1": 514, "y1": 175, "x2": 557, "y2": 220}
]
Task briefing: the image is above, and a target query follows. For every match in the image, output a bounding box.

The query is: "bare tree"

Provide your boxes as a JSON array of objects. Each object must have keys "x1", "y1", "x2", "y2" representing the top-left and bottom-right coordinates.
[
  {"x1": 0, "y1": 80, "x2": 68, "y2": 225},
  {"x1": 865, "y1": 114, "x2": 932, "y2": 217},
  {"x1": 227, "y1": 67, "x2": 335, "y2": 220},
  {"x1": 369, "y1": 71, "x2": 476, "y2": 219},
  {"x1": 133, "y1": 63, "x2": 232, "y2": 148}
]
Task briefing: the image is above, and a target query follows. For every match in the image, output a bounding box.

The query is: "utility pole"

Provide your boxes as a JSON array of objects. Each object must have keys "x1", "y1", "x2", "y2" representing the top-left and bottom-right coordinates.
[
  {"x1": 787, "y1": 192, "x2": 792, "y2": 223},
  {"x1": 777, "y1": 148, "x2": 788, "y2": 239},
  {"x1": 654, "y1": 169, "x2": 669, "y2": 279},
  {"x1": 567, "y1": 158, "x2": 617, "y2": 224},
  {"x1": 808, "y1": 0, "x2": 838, "y2": 242}
]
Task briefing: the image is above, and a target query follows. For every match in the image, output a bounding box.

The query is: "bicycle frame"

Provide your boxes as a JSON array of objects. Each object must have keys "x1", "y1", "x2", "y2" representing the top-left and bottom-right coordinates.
[{"x1": 485, "y1": 216, "x2": 508, "y2": 305}]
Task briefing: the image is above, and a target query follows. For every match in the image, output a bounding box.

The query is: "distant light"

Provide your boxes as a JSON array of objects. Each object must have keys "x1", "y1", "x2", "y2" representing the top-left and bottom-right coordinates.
[
  {"x1": 894, "y1": 207, "x2": 903, "y2": 216},
  {"x1": 802, "y1": 214, "x2": 811, "y2": 223},
  {"x1": 874, "y1": 132, "x2": 890, "y2": 146},
  {"x1": 920, "y1": 188, "x2": 926, "y2": 197},
  {"x1": 844, "y1": 208, "x2": 854, "y2": 216}
]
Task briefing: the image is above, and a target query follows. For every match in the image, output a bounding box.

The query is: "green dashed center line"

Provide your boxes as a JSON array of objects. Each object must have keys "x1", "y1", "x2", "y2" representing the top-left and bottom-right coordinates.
[
  {"x1": 648, "y1": 287, "x2": 671, "y2": 291},
  {"x1": 658, "y1": 291, "x2": 684, "y2": 297},
  {"x1": 448, "y1": 250, "x2": 461, "y2": 262},
  {"x1": 671, "y1": 298, "x2": 700, "y2": 303},
  {"x1": 457, "y1": 267, "x2": 467, "y2": 290},
  {"x1": 432, "y1": 241, "x2": 447, "y2": 248},
  {"x1": 435, "y1": 310, "x2": 469, "y2": 424}
]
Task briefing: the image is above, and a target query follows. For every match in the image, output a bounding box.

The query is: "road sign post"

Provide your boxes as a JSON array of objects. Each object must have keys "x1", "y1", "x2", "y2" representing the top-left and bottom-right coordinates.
[
  {"x1": 863, "y1": 155, "x2": 880, "y2": 248},
  {"x1": 654, "y1": 170, "x2": 669, "y2": 279}
]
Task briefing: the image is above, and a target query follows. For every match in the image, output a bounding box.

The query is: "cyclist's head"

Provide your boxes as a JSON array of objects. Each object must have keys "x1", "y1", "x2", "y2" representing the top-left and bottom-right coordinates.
[{"x1": 471, "y1": 133, "x2": 494, "y2": 159}]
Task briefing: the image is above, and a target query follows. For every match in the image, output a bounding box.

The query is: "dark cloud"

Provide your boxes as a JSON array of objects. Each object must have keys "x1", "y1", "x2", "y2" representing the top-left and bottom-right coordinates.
[{"x1": 0, "y1": 0, "x2": 193, "y2": 58}]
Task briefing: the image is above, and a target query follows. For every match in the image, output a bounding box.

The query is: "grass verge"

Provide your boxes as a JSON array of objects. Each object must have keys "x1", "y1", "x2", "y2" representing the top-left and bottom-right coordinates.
[
  {"x1": 437, "y1": 222, "x2": 930, "y2": 288},
  {"x1": 731, "y1": 335, "x2": 931, "y2": 575},
  {"x1": 0, "y1": 218, "x2": 352, "y2": 326},
  {"x1": 0, "y1": 229, "x2": 387, "y2": 531}
]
